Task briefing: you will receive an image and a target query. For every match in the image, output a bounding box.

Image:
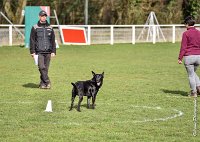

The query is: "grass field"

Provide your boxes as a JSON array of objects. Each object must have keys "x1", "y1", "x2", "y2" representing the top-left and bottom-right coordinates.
[{"x1": 0, "y1": 43, "x2": 199, "y2": 141}]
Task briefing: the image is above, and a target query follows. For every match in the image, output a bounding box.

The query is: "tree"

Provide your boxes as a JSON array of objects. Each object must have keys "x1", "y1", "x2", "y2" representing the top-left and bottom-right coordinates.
[
  {"x1": 3, "y1": 0, "x2": 27, "y2": 24},
  {"x1": 0, "y1": 0, "x2": 199, "y2": 25},
  {"x1": 183, "y1": 0, "x2": 200, "y2": 23},
  {"x1": 159, "y1": 0, "x2": 183, "y2": 24}
]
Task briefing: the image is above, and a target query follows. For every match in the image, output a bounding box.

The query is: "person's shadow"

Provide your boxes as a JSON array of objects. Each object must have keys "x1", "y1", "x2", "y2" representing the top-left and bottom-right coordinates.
[
  {"x1": 22, "y1": 83, "x2": 38, "y2": 88},
  {"x1": 161, "y1": 89, "x2": 188, "y2": 96}
]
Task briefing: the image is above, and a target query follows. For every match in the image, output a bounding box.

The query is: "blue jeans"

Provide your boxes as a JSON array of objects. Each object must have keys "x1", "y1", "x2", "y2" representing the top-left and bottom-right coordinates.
[{"x1": 184, "y1": 55, "x2": 200, "y2": 93}]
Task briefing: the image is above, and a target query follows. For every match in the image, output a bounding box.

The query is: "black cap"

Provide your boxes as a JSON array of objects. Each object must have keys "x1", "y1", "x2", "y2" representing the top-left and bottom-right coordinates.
[{"x1": 39, "y1": 10, "x2": 47, "y2": 16}]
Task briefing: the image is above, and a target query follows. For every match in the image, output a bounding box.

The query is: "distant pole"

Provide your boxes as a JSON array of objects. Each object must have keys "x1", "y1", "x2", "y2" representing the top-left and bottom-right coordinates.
[{"x1": 85, "y1": 0, "x2": 88, "y2": 25}]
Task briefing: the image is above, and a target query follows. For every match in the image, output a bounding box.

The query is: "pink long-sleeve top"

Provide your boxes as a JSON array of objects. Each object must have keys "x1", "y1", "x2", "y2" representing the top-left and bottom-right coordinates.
[{"x1": 178, "y1": 27, "x2": 200, "y2": 61}]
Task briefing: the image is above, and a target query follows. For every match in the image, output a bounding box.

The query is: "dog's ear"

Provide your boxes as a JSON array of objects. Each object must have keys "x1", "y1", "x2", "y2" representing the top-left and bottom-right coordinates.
[
  {"x1": 92, "y1": 71, "x2": 95, "y2": 76},
  {"x1": 102, "y1": 72, "x2": 104, "y2": 77}
]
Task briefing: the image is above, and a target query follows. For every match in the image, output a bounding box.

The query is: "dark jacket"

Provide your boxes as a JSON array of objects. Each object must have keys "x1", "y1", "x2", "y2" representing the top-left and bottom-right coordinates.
[{"x1": 30, "y1": 20, "x2": 56, "y2": 54}]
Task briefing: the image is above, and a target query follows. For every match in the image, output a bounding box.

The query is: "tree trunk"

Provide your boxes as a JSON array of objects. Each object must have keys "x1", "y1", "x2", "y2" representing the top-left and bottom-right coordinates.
[
  {"x1": 3, "y1": 0, "x2": 27, "y2": 24},
  {"x1": 16, "y1": 0, "x2": 27, "y2": 24}
]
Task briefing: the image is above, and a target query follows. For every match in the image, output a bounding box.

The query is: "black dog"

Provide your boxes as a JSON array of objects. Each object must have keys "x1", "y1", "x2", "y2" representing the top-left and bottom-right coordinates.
[{"x1": 69, "y1": 71, "x2": 104, "y2": 112}]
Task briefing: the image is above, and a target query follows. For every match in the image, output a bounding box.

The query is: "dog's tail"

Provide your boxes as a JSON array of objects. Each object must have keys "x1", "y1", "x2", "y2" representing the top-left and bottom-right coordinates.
[
  {"x1": 71, "y1": 82, "x2": 78, "y2": 94},
  {"x1": 71, "y1": 82, "x2": 76, "y2": 87}
]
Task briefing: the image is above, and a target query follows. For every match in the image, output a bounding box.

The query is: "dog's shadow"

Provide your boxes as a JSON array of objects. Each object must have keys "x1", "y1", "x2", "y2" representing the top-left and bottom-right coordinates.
[
  {"x1": 22, "y1": 83, "x2": 38, "y2": 88},
  {"x1": 161, "y1": 89, "x2": 188, "y2": 96}
]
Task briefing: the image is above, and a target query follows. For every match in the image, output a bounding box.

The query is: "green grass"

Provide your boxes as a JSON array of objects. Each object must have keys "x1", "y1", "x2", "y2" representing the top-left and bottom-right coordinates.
[{"x1": 0, "y1": 43, "x2": 199, "y2": 141}]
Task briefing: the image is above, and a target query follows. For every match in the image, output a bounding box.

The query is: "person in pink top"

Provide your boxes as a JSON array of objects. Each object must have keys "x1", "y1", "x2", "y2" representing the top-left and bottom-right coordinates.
[{"x1": 178, "y1": 16, "x2": 200, "y2": 97}]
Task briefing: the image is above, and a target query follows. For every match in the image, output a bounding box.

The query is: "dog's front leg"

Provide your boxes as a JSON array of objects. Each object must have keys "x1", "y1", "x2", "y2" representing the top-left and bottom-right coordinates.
[
  {"x1": 87, "y1": 96, "x2": 91, "y2": 109},
  {"x1": 92, "y1": 96, "x2": 96, "y2": 109},
  {"x1": 77, "y1": 96, "x2": 83, "y2": 112}
]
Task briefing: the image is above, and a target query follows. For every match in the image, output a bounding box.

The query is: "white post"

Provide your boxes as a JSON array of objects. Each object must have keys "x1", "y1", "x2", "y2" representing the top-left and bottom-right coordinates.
[
  {"x1": 152, "y1": 25, "x2": 156, "y2": 44},
  {"x1": 54, "y1": 10, "x2": 60, "y2": 26},
  {"x1": 87, "y1": 25, "x2": 91, "y2": 45},
  {"x1": 132, "y1": 26, "x2": 135, "y2": 44},
  {"x1": 85, "y1": 0, "x2": 88, "y2": 25},
  {"x1": 146, "y1": 25, "x2": 150, "y2": 41},
  {"x1": 172, "y1": 25, "x2": 175, "y2": 43},
  {"x1": 110, "y1": 26, "x2": 114, "y2": 45},
  {"x1": 9, "y1": 25, "x2": 12, "y2": 46}
]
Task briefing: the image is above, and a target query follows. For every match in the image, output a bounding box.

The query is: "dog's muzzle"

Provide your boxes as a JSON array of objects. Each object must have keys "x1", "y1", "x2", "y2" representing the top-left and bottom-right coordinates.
[{"x1": 97, "y1": 82, "x2": 101, "y2": 86}]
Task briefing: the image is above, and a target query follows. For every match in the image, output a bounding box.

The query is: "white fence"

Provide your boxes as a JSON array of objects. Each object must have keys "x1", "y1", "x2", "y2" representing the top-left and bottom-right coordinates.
[{"x1": 0, "y1": 24, "x2": 200, "y2": 46}]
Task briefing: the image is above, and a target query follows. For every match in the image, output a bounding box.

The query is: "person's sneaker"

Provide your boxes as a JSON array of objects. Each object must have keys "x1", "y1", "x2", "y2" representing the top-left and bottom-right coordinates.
[
  {"x1": 196, "y1": 86, "x2": 200, "y2": 95},
  {"x1": 46, "y1": 83, "x2": 51, "y2": 89},
  {"x1": 39, "y1": 85, "x2": 47, "y2": 89},
  {"x1": 188, "y1": 91, "x2": 197, "y2": 97}
]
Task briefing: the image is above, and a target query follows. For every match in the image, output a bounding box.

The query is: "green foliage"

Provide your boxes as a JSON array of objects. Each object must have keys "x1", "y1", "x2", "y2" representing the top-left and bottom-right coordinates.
[
  {"x1": 163, "y1": 0, "x2": 183, "y2": 24},
  {"x1": 0, "y1": 43, "x2": 200, "y2": 141},
  {"x1": 1, "y1": 0, "x2": 200, "y2": 24},
  {"x1": 188, "y1": 0, "x2": 200, "y2": 21},
  {"x1": 188, "y1": 0, "x2": 199, "y2": 16},
  {"x1": 183, "y1": 0, "x2": 200, "y2": 22}
]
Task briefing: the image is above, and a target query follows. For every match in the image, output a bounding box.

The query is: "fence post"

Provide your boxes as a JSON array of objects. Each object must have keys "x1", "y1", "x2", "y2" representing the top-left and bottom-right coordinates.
[
  {"x1": 172, "y1": 25, "x2": 175, "y2": 43},
  {"x1": 132, "y1": 25, "x2": 135, "y2": 44},
  {"x1": 110, "y1": 26, "x2": 114, "y2": 45},
  {"x1": 9, "y1": 25, "x2": 12, "y2": 46},
  {"x1": 87, "y1": 25, "x2": 91, "y2": 45},
  {"x1": 153, "y1": 25, "x2": 156, "y2": 44}
]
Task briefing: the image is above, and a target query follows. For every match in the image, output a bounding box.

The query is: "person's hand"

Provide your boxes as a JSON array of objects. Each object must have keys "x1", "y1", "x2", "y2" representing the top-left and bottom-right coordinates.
[
  {"x1": 51, "y1": 53, "x2": 55, "y2": 57},
  {"x1": 31, "y1": 53, "x2": 35, "y2": 57},
  {"x1": 178, "y1": 59, "x2": 182, "y2": 64}
]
